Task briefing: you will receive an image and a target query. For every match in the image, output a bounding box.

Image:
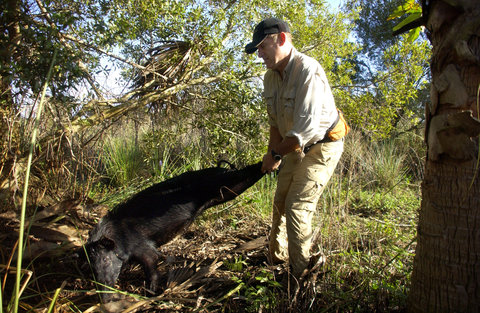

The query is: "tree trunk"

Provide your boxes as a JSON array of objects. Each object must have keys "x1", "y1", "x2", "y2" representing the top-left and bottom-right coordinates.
[
  {"x1": 408, "y1": 0, "x2": 480, "y2": 312},
  {"x1": 0, "y1": 0, "x2": 21, "y2": 211},
  {"x1": 0, "y1": 0, "x2": 21, "y2": 105}
]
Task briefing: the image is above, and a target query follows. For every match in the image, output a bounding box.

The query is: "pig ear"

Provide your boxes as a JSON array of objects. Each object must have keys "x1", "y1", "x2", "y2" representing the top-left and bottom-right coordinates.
[{"x1": 98, "y1": 237, "x2": 115, "y2": 250}]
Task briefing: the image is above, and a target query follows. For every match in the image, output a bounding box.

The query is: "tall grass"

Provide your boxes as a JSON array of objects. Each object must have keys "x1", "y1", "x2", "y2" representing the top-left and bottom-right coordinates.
[
  {"x1": 102, "y1": 135, "x2": 145, "y2": 186},
  {"x1": 100, "y1": 125, "x2": 264, "y2": 190},
  {"x1": 368, "y1": 140, "x2": 408, "y2": 190},
  {"x1": 6, "y1": 49, "x2": 58, "y2": 313}
]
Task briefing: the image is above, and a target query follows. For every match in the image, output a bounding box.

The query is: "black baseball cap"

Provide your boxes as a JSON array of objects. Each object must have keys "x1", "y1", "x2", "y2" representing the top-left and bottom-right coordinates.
[{"x1": 245, "y1": 18, "x2": 290, "y2": 54}]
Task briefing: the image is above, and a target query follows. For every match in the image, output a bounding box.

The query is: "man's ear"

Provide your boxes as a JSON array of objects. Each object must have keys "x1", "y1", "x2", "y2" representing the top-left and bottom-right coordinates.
[{"x1": 278, "y1": 32, "x2": 287, "y2": 46}]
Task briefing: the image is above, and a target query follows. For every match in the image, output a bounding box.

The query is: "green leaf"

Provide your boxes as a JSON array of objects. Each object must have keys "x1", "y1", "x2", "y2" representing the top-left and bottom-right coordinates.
[
  {"x1": 392, "y1": 12, "x2": 422, "y2": 32},
  {"x1": 388, "y1": 0, "x2": 421, "y2": 20},
  {"x1": 407, "y1": 26, "x2": 421, "y2": 42}
]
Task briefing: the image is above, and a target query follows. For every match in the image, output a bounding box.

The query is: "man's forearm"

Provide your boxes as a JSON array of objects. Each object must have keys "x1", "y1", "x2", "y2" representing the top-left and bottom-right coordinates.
[
  {"x1": 269, "y1": 127, "x2": 299, "y2": 156},
  {"x1": 268, "y1": 126, "x2": 283, "y2": 151},
  {"x1": 274, "y1": 136, "x2": 300, "y2": 156}
]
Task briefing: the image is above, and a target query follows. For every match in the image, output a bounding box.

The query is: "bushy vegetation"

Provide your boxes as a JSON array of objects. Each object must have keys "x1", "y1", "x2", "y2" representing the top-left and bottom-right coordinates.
[{"x1": 0, "y1": 0, "x2": 431, "y2": 311}]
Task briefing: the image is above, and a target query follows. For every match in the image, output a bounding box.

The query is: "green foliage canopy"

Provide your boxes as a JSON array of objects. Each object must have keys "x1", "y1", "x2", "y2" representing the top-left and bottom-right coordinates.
[
  {"x1": 1, "y1": 0, "x2": 432, "y2": 182},
  {"x1": 340, "y1": 0, "x2": 430, "y2": 139}
]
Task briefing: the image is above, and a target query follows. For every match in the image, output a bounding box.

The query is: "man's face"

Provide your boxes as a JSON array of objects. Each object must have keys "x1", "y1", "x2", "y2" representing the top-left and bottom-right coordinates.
[{"x1": 257, "y1": 35, "x2": 282, "y2": 70}]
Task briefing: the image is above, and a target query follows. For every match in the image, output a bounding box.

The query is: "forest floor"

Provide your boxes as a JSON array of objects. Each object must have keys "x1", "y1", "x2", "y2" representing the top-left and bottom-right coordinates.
[
  {"x1": 0, "y1": 199, "x2": 314, "y2": 313},
  {"x1": 1, "y1": 196, "x2": 411, "y2": 313}
]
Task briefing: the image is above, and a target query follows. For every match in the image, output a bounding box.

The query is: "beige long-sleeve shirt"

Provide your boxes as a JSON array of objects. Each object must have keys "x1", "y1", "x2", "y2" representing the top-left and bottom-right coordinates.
[{"x1": 264, "y1": 48, "x2": 338, "y2": 148}]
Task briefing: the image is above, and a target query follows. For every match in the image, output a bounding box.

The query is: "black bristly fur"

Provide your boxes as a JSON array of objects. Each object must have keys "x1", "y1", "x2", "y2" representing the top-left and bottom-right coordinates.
[{"x1": 85, "y1": 161, "x2": 264, "y2": 300}]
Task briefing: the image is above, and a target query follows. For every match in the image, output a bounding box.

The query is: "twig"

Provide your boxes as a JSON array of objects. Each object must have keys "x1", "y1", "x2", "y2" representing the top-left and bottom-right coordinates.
[
  {"x1": 2, "y1": 240, "x2": 18, "y2": 291},
  {"x1": 378, "y1": 236, "x2": 417, "y2": 274},
  {"x1": 368, "y1": 217, "x2": 415, "y2": 228},
  {"x1": 194, "y1": 282, "x2": 245, "y2": 312},
  {"x1": 0, "y1": 264, "x2": 33, "y2": 308}
]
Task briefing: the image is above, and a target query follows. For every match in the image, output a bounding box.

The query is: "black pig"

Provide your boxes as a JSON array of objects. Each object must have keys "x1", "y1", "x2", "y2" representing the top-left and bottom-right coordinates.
[{"x1": 85, "y1": 161, "x2": 264, "y2": 297}]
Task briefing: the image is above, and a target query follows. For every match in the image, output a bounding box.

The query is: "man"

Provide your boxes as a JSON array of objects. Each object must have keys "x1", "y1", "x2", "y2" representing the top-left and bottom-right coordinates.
[{"x1": 245, "y1": 18, "x2": 345, "y2": 279}]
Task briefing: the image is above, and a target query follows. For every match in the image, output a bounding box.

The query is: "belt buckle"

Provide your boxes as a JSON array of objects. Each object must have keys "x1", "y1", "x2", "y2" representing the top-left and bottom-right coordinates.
[{"x1": 303, "y1": 141, "x2": 318, "y2": 154}]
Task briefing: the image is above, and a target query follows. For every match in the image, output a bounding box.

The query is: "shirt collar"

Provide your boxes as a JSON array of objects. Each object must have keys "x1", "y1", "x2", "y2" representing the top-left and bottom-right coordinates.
[{"x1": 282, "y1": 48, "x2": 296, "y2": 80}]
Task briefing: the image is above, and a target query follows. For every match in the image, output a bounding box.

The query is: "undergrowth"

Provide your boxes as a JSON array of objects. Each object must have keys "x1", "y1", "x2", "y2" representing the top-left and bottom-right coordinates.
[
  {"x1": 1, "y1": 129, "x2": 423, "y2": 312},
  {"x1": 98, "y1": 128, "x2": 420, "y2": 312},
  {"x1": 186, "y1": 130, "x2": 419, "y2": 312}
]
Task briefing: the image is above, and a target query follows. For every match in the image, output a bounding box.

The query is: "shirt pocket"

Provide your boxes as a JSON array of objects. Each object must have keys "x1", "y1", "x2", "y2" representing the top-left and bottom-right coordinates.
[
  {"x1": 264, "y1": 90, "x2": 277, "y2": 126},
  {"x1": 281, "y1": 88, "x2": 296, "y2": 130}
]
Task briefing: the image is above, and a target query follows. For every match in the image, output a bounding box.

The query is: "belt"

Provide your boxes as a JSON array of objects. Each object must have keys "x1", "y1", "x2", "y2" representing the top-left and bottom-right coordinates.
[{"x1": 303, "y1": 113, "x2": 341, "y2": 154}]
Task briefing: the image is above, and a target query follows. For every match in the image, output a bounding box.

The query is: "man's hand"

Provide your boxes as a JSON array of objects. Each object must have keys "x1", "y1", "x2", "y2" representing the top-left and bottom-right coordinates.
[{"x1": 261, "y1": 152, "x2": 281, "y2": 173}]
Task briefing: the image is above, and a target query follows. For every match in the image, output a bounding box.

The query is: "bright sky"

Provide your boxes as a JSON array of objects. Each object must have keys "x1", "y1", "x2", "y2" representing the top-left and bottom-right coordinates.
[{"x1": 327, "y1": 0, "x2": 343, "y2": 11}]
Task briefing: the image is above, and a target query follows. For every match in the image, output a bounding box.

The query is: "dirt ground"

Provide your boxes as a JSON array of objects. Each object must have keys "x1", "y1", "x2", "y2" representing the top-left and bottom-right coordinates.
[{"x1": 0, "y1": 199, "x2": 310, "y2": 313}]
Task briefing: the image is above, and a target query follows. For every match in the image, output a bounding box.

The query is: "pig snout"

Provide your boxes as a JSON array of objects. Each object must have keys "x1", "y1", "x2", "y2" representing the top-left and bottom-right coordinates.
[
  {"x1": 86, "y1": 220, "x2": 162, "y2": 299},
  {"x1": 85, "y1": 237, "x2": 123, "y2": 299}
]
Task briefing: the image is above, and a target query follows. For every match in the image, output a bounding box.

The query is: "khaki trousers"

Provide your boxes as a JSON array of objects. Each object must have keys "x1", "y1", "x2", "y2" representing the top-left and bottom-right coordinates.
[{"x1": 269, "y1": 140, "x2": 343, "y2": 277}]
